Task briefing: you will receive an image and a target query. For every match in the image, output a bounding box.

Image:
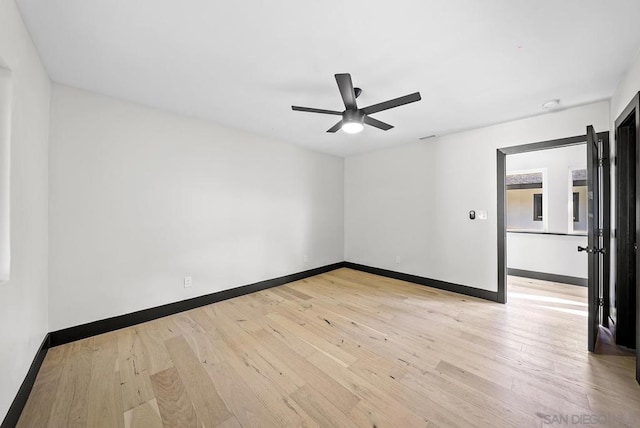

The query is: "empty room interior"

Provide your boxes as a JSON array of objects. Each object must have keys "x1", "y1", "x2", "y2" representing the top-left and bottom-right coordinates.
[{"x1": 3, "y1": 0, "x2": 640, "y2": 427}]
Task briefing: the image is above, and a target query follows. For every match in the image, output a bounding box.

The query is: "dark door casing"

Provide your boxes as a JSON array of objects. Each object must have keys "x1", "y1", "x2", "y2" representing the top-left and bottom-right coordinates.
[
  {"x1": 615, "y1": 119, "x2": 636, "y2": 348},
  {"x1": 613, "y1": 92, "x2": 640, "y2": 384}
]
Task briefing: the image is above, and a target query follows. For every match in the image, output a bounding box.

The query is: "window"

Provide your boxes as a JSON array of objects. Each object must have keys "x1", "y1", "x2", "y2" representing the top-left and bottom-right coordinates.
[
  {"x1": 533, "y1": 193, "x2": 543, "y2": 221},
  {"x1": 569, "y1": 168, "x2": 587, "y2": 233}
]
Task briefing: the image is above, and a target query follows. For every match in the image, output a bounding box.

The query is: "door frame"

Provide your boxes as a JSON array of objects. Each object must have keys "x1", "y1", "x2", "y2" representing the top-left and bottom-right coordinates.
[
  {"x1": 614, "y1": 95, "x2": 638, "y2": 346},
  {"x1": 614, "y1": 92, "x2": 640, "y2": 382},
  {"x1": 496, "y1": 133, "x2": 610, "y2": 305}
]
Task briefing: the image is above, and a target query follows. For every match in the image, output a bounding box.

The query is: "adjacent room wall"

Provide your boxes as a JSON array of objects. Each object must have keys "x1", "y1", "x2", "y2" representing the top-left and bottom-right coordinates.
[
  {"x1": 506, "y1": 187, "x2": 545, "y2": 231},
  {"x1": 507, "y1": 146, "x2": 586, "y2": 233},
  {"x1": 345, "y1": 101, "x2": 609, "y2": 292},
  {"x1": 48, "y1": 84, "x2": 344, "y2": 331},
  {"x1": 0, "y1": 0, "x2": 50, "y2": 420},
  {"x1": 506, "y1": 145, "x2": 587, "y2": 280},
  {"x1": 507, "y1": 234, "x2": 587, "y2": 279}
]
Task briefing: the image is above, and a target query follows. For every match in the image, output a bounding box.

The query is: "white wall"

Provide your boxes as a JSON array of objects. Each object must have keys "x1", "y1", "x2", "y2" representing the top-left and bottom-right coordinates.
[
  {"x1": 48, "y1": 84, "x2": 344, "y2": 331},
  {"x1": 345, "y1": 101, "x2": 609, "y2": 292},
  {"x1": 609, "y1": 49, "x2": 640, "y2": 289},
  {"x1": 0, "y1": 0, "x2": 50, "y2": 420},
  {"x1": 611, "y1": 51, "x2": 640, "y2": 122},
  {"x1": 507, "y1": 233, "x2": 587, "y2": 278},
  {"x1": 0, "y1": 67, "x2": 11, "y2": 282}
]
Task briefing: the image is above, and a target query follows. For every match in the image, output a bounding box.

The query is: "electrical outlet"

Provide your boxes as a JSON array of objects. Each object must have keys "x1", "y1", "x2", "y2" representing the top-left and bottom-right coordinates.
[
  {"x1": 395, "y1": 256, "x2": 401, "y2": 264},
  {"x1": 184, "y1": 276, "x2": 192, "y2": 288},
  {"x1": 477, "y1": 210, "x2": 488, "y2": 220}
]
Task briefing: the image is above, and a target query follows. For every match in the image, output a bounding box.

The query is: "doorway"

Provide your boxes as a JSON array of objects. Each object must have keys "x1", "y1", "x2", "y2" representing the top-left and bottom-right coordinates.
[{"x1": 497, "y1": 131, "x2": 610, "y2": 353}]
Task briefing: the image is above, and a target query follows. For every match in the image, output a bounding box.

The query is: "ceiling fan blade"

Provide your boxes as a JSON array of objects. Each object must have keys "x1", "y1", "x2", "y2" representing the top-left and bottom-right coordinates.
[
  {"x1": 362, "y1": 92, "x2": 421, "y2": 115},
  {"x1": 363, "y1": 115, "x2": 393, "y2": 131},
  {"x1": 335, "y1": 73, "x2": 358, "y2": 110},
  {"x1": 292, "y1": 106, "x2": 343, "y2": 115},
  {"x1": 326, "y1": 120, "x2": 343, "y2": 133}
]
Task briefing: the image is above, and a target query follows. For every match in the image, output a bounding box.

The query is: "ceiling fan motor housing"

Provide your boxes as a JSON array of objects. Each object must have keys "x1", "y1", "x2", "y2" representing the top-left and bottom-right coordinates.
[{"x1": 343, "y1": 109, "x2": 364, "y2": 125}]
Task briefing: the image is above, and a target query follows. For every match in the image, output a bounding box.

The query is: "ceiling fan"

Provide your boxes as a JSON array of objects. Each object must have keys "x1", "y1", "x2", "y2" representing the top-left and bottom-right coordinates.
[{"x1": 291, "y1": 73, "x2": 421, "y2": 134}]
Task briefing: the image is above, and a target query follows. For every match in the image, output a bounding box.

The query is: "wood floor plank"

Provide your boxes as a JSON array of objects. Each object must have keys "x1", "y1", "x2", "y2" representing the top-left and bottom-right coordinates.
[
  {"x1": 136, "y1": 317, "x2": 180, "y2": 376},
  {"x1": 266, "y1": 311, "x2": 358, "y2": 367},
  {"x1": 164, "y1": 335, "x2": 234, "y2": 426},
  {"x1": 399, "y1": 369, "x2": 524, "y2": 428},
  {"x1": 290, "y1": 385, "x2": 354, "y2": 428},
  {"x1": 33, "y1": 345, "x2": 68, "y2": 386},
  {"x1": 117, "y1": 328, "x2": 156, "y2": 411},
  {"x1": 254, "y1": 326, "x2": 361, "y2": 416},
  {"x1": 348, "y1": 356, "x2": 471, "y2": 427},
  {"x1": 149, "y1": 367, "x2": 197, "y2": 428},
  {"x1": 87, "y1": 334, "x2": 124, "y2": 428},
  {"x1": 123, "y1": 399, "x2": 163, "y2": 428},
  {"x1": 203, "y1": 360, "x2": 281, "y2": 427},
  {"x1": 46, "y1": 339, "x2": 93, "y2": 427},
  {"x1": 210, "y1": 333, "x2": 320, "y2": 427},
  {"x1": 432, "y1": 360, "x2": 559, "y2": 426},
  {"x1": 171, "y1": 312, "x2": 224, "y2": 366},
  {"x1": 307, "y1": 350, "x2": 428, "y2": 427}
]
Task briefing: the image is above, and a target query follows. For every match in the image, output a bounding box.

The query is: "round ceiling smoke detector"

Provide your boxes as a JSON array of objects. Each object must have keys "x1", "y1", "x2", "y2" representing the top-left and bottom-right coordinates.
[{"x1": 542, "y1": 99, "x2": 560, "y2": 110}]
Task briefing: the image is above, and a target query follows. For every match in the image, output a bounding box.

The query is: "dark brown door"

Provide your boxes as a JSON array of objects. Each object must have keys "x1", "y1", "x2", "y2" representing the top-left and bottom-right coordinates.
[{"x1": 584, "y1": 125, "x2": 603, "y2": 352}]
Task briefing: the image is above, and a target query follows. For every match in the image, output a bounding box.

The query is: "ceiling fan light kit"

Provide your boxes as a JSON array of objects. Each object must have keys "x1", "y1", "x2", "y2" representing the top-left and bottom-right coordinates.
[
  {"x1": 342, "y1": 122, "x2": 364, "y2": 134},
  {"x1": 291, "y1": 73, "x2": 421, "y2": 134}
]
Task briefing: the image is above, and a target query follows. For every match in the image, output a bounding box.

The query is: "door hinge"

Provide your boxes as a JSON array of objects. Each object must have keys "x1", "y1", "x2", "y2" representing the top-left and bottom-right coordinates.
[{"x1": 598, "y1": 298, "x2": 605, "y2": 307}]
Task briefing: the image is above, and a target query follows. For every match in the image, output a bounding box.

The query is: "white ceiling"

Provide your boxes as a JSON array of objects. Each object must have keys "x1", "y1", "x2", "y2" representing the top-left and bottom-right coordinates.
[{"x1": 16, "y1": 0, "x2": 640, "y2": 157}]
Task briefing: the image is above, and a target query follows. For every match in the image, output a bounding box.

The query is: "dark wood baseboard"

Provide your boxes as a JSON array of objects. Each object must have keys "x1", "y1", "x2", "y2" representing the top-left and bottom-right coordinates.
[
  {"x1": 507, "y1": 268, "x2": 587, "y2": 287},
  {"x1": 1, "y1": 334, "x2": 50, "y2": 428},
  {"x1": 50, "y1": 262, "x2": 346, "y2": 347},
  {"x1": 49, "y1": 262, "x2": 503, "y2": 348},
  {"x1": 344, "y1": 262, "x2": 500, "y2": 302}
]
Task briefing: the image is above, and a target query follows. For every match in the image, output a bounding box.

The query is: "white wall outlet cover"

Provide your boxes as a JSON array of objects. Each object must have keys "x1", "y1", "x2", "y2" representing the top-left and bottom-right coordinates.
[
  {"x1": 184, "y1": 276, "x2": 192, "y2": 288},
  {"x1": 477, "y1": 210, "x2": 488, "y2": 220}
]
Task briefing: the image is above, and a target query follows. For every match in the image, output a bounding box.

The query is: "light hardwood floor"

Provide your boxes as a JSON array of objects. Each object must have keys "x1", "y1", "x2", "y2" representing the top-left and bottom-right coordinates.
[{"x1": 17, "y1": 268, "x2": 640, "y2": 427}]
